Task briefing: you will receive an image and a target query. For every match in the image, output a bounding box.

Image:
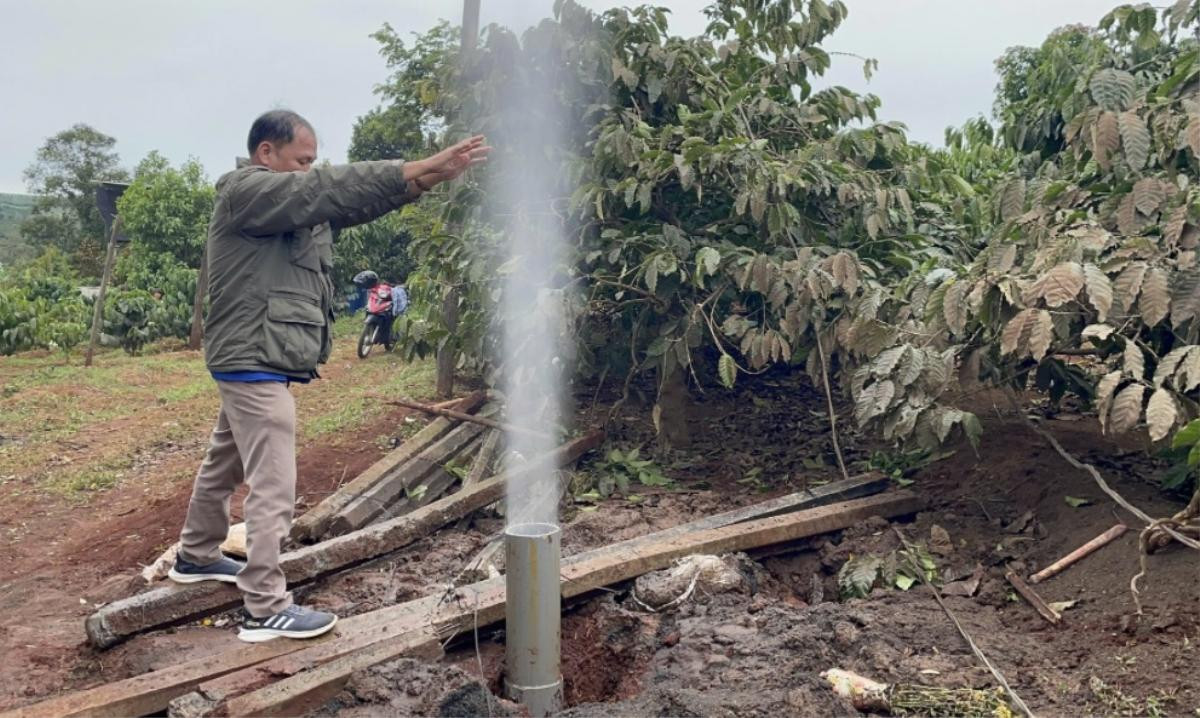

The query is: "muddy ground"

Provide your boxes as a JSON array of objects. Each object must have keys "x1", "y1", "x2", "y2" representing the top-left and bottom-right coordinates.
[{"x1": 1, "y1": 368, "x2": 1199, "y2": 716}]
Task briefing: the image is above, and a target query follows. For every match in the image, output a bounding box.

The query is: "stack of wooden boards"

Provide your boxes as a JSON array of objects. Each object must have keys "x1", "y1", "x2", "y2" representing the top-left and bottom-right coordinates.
[
  {"x1": 291, "y1": 391, "x2": 501, "y2": 543},
  {"x1": 10, "y1": 466, "x2": 921, "y2": 718}
]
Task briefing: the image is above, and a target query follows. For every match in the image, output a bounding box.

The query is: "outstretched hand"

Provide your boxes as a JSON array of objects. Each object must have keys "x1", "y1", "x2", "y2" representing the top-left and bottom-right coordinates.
[{"x1": 423, "y1": 135, "x2": 491, "y2": 182}]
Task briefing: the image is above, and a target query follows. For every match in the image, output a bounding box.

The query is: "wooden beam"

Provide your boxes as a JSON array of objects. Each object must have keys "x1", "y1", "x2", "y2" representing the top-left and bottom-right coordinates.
[
  {"x1": 463, "y1": 428, "x2": 501, "y2": 490},
  {"x1": 84, "y1": 430, "x2": 605, "y2": 649},
  {"x1": 290, "y1": 392, "x2": 485, "y2": 543},
  {"x1": 461, "y1": 472, "x2": 887, "y2": 583},
  {"x1": 217, "y1": 631, "x2": 441, "y2": 717},
  {"x1": 3, "y1": 640, "x2": 316, "y2": 718},
  {"x1": 31, "y1": 484, "x2": 907, "y2": 718},
  {"x1": 327, "y1": 423, "x2": 485, "y2": 535},
  {"x1": 211, "y1": 490, "x2": 923, "y2": 717}
]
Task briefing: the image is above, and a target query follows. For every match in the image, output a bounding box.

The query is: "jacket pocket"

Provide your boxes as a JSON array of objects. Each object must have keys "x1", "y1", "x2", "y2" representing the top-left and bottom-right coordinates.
[{"x1": 261, "y1": 288, "x2": 324, "y2": 372}]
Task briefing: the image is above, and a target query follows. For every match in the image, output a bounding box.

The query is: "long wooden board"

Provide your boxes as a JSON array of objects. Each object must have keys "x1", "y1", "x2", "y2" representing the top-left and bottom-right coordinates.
[
  {"x1": 22, "y1": 479, "x2": 904, "y2": 718},
  {"x1": 327, "y1": 422, "x2": 485, "y2": 535},
  {"x1": 83, "y1": 430, "x2": 605, "y2": 649},
  {"x1": 290, "y1": 391, "x2": 485, "y2": 542},
  {"x1": 217, "y1": 490, "x2": 922, "y2": 717}
]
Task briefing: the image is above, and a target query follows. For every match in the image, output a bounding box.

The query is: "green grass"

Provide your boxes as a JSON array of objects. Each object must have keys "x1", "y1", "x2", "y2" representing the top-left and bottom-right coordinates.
[
  {"x1": 301, "y1": 356, "x2": 435, "y2": 439},
  {"x1": 0, "y1": 319, "x2": 440, "y2": 501},
  {"x1": 49, "y1": 455, "x2": 134, "y2": 497}
]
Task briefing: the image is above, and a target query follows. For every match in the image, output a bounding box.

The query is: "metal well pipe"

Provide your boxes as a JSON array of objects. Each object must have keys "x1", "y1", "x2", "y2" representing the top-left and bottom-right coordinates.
[{"x1": 504, "y1": 522, "x2": 562, "y2": 716}]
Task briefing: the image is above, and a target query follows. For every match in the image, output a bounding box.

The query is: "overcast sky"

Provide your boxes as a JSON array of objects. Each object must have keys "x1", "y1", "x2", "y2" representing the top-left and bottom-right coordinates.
[{"x1": 0, "y1": 0, "x2": 1120, "y2": 194}]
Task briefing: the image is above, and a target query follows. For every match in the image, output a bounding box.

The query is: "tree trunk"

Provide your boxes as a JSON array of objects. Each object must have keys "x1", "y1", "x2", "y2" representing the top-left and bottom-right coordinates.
[{"x1": 657, "y1": 365, "x2": 692, "y2": 448}]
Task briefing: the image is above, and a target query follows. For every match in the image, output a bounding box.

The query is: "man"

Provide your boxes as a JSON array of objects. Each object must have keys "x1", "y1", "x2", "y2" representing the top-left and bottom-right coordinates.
[{"x1": 167, "y1": 110, "x2": 488, "y2": 642}]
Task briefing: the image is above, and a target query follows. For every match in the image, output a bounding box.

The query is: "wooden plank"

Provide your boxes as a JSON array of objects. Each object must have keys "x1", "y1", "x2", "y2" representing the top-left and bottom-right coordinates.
[
  {"x1": 463, "y1": 428, "x2": 500, "y2": 490},
  {"x1": 327, "y1": 423, "x2": 485, "y2": 536},
  {"x1": 38, "y1": 483, "x2": 904, "y2": 718},
  {"x1": 214, "y1": 490, "x2": 922, "y2": 717},
  {"x1": 83, "y1": 430, "x2": 605, "y2": 649},
  {"x1": 217, "y1": 632, "x2": 441, "y2": 718},
  {"x1": 453, "y1": 427, "x2": 501, "y2": 530},
  {"x1": 290, "y1": 391, "x2": 485, "y2": 543},
  {"x1": 166, "y1": 600, "x2": 444, "y2": 718},
  {"x1": 2, "y1": 639, "x2": 314, "y2": 718},
  {"x1": 460, "y1": 472, "x2": 887, "y2": 583}
]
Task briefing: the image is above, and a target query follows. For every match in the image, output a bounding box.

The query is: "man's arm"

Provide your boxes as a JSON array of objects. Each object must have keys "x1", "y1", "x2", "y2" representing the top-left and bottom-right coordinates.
[
  {"x1": 329, "y1": 182, "x2": 425, "y2": 232},
  {"x1": 229, "y1": 136, "x2": 489, "y2": 236},
  {"x1": 229, "y1": 160, "x2": 432, "y2": 236}
]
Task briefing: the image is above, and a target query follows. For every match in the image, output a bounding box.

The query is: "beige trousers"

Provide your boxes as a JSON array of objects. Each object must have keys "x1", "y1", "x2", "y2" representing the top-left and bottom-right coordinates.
[{"x1": 179, "y1": 380, "x2": 296, "y2": 617}]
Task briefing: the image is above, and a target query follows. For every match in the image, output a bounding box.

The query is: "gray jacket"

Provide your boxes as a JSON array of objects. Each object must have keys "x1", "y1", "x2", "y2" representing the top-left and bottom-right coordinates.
[{"x1": 203, "y1": 161, "x2": 417, "y2": 379}]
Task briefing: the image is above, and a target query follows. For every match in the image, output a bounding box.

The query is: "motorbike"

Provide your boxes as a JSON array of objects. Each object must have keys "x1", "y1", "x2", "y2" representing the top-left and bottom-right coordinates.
[{"x1": 353, "y1": 271, "x2": 397, "y2": 359}]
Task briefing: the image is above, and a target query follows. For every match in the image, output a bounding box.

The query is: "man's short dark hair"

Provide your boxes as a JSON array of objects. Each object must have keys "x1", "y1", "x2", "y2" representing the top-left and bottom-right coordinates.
[{"x1": 247, "y1": 110, "x2": 314, "y2": 156}]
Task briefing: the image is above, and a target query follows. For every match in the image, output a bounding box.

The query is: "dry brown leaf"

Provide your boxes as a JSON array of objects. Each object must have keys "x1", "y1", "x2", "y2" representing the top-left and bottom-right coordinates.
[
  {"x1": 1038, "y1": 261, "x2": 1085, "y2": 308},
  {"x1": 1140, "y1": 266, "x2": 1170, "y2": 327},
  {"x1": 1146, "y1": 388, "x2": 1177, "y2": 442},
  {"x1": 1108, "y1": 383, "x2": 1145, "y2": 434},
  {"x1": 1096, "y1": 371, "x2": 1122, "y2": 433}
]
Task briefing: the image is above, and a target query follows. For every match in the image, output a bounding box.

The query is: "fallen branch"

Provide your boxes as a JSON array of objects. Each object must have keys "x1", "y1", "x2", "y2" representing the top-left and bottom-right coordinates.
[
  {"x1": 383, "y1": 396, "x2": 553, "y2": 440},
  {"x1": 1007, "y1": 393, "x2": 1200, "y2": 614},
  {"x1": 893, "y1": 526, "x2": 1035, "y2": 718},
  {"x1": 1005, "y1": 568, "x2": 1061, "y2": 625},
  {"x1": 84, "y1": 430, "x2": 605, "y2": 649},
  {"x1": 1030, "y1": 523, "x2": 1127, "y2": 584}
]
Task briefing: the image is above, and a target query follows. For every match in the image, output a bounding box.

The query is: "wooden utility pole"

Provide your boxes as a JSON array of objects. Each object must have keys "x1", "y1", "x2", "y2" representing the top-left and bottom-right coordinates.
[
  {"x1": 84, "y1": 216, "x2": 123, "y2": 367},
  {"x1": 435, "y1": 0, "x2": 481, "y2": 398},
  {"x1": 188, "y1": 245, "x2": 208, "y2": 350}
]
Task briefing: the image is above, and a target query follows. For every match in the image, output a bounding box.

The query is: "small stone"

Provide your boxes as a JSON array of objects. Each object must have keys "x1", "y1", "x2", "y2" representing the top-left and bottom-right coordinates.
[
  {"x1": 707, "y1": 654, "x2": 730, "y2": 667},
  {"x1": 662, "y1": 631, "x2": 680, "y2": 647},
  {"x1": 1152, "y1": 614, "x2": 1178, "y2": 632},
  {"x1": 832, "y1": 621, "x2": 859, "y2": 648}
]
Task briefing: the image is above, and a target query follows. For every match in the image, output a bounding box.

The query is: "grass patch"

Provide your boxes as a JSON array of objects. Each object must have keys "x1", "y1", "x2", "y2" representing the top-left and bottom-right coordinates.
[
  {"x1": 0, "y1": 326, "x2": 439, "y2": 503},
  {"x1": 49, "y1": 456, "x2": 134, "y2": 497},
  {"x1": 306, "y1": 396, "x2": 370, "y2": 438},
  {"x1": 300, "y1": 357, "x2": 435, "y2": 440},
  {"x1": 159, "y1": 377, "x2": 213, "y2": 403}
]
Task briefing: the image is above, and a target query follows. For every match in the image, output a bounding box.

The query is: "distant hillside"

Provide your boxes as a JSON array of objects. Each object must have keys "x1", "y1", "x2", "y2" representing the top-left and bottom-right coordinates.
[{"x1": 0, "y1": 193, "x2": 37, "y2": 268}]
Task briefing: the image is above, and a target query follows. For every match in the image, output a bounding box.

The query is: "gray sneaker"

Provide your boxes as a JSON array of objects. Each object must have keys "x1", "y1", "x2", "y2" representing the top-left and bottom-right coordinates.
[
  {"x1": 238, "y1": 604, "x2": 338, "y2": 643},
  {"x1": 168, "y1": 554, "x2": 245, "y2": 584}
]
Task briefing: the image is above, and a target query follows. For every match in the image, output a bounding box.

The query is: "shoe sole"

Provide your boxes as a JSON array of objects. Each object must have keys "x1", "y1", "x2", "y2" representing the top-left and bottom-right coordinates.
[
  {"x1": 167, "y1": 569, "x2": 240, "y2": 585},
  {"x1": 237, "y1": 615, "x2": 339, "y2": 643}
]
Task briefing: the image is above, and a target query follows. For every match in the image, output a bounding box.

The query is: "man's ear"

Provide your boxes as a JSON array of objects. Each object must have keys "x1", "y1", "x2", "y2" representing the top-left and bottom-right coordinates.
[{"x1": 254, "y1": 141, "x2": 272, "y2": 164}]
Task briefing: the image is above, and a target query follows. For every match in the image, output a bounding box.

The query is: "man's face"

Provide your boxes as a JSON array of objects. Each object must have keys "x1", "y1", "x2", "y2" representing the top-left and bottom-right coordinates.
[{"x1": 255, "y1": 125, "x2": 318, "y2": 173}]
